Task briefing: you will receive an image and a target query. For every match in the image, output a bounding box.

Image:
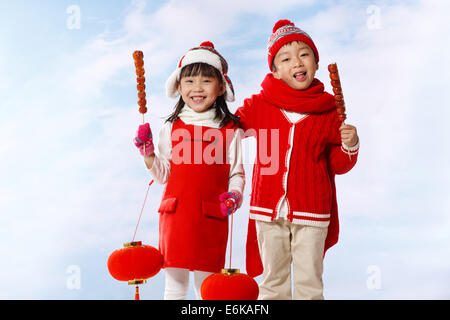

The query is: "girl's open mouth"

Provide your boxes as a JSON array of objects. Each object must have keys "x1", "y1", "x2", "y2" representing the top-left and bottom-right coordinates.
[{"x1": 191, "y1": 96, "x2": 206, "y2": 103}]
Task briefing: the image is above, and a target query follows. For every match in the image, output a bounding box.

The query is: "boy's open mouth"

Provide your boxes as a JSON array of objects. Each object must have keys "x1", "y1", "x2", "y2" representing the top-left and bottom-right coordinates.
[{"x1": 294, "y1": 72, "x2": 307, "y2": 81}]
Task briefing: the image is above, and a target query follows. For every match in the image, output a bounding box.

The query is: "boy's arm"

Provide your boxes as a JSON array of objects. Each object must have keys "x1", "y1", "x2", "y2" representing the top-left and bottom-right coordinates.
[
  {"x1": 327, "y1": 139, "x2": 359, "y2": 175},
  {"x1": 235, "y1": 95, "x2": 259, "y2": 133},
  {"x1": 327, "y1": 113, "x2": 359, "y2": 175}
]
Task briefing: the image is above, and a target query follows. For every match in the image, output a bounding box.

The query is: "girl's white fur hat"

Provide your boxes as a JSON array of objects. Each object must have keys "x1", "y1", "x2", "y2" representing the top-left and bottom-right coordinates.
[{"x1": 165, "y1": 41, "x2": 235, "y2": 102}]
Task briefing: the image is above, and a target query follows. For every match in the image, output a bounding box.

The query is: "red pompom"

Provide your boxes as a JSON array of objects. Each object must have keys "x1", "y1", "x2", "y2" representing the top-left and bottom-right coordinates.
[
  {"x1": 200, "y1": 41, "x2": 214, "y2": 48},
  {"x1": 273, "y1": 19, "x2": 294, "y2": 32}
]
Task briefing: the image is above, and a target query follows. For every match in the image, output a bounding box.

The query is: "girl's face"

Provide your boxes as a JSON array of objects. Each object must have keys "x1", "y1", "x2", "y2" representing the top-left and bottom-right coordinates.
[{"x1": 177, "y1": 74, "x2": 225, "y2": 113}]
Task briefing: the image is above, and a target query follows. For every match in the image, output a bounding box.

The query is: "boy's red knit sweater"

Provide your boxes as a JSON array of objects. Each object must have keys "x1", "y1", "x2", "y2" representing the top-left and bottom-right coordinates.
[{"x1": 236, "y1": 73, "x2": 359, "y2": 277}]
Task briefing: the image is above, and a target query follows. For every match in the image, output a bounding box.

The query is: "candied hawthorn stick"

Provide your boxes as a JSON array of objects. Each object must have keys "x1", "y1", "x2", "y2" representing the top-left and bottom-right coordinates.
[
  {"x1": 133, "y1": 51, "x2": 147, "y2": 118},
  {"x1": 133, "y1": 50, "x2": 148, "y2": 154},
  {"x1": 328, "y1": 63, "x2": 347, "y2": 123},
  {"x1": 328, "y1": 62, "x2": 352, "y2": 159}
]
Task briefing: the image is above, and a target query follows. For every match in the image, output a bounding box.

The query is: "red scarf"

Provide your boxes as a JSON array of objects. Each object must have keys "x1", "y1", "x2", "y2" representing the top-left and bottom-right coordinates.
[{"x1": 260, "y1": 73, "x2": 335, "y2": 113}]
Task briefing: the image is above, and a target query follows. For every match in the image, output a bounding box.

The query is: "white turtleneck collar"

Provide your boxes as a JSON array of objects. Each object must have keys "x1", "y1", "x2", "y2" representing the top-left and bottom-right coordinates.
[{"x1": 178, "y1": 104, "x2": 223, "y2": 128}]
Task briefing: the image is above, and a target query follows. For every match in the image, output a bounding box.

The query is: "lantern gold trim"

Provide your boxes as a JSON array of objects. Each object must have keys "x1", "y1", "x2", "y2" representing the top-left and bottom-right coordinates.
[
  {"x1": 128, "y1": 279, "x2": 146, "y2": 285},
  {"x1": 123, "y1": 241, "x2": 142, "y2": 248},
  {"x1": 221, "y1": 268, "x2": 240, "y2": 275}
]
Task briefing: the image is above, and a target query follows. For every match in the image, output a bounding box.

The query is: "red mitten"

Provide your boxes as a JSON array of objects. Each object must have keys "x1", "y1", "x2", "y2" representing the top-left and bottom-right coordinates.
[
  {"x1": 138, "y1": 140, "x2": 154, "y2": 156},
  {"x1": 219, "y1": 191, "x2": 242, "y2": 216},
  {"x1": 134, "y1": 123, "x2": 152, "y2": 146},
  {"x1": 134, "y1": 123, "x2": 154, "y2": 156}
]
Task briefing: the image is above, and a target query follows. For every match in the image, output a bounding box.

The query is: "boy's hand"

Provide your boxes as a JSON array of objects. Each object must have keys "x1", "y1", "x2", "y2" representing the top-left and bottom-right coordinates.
[{"x1": 339, "y1": 123, "x2": 358, "y2": 148}]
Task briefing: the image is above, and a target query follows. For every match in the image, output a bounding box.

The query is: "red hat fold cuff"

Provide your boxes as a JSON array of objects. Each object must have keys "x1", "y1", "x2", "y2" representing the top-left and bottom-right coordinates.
[{"x1": 267, "y1": 20, "x2": 319, "y2": 70}]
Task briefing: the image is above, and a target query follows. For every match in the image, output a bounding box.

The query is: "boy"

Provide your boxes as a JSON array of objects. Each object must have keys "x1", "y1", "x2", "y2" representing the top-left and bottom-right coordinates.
[{"x1": 236, "y1": 19, "x2": 359, "y2": 300}]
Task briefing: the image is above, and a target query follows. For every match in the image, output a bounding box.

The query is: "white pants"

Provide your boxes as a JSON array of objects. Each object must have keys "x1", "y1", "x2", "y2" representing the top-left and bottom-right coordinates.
[
  {"x1": 256, "y1": 219, "x2": 328, "y2": 300},
  {"x1": 164, "y1": 267, "x2": 213, "y2": 300}
]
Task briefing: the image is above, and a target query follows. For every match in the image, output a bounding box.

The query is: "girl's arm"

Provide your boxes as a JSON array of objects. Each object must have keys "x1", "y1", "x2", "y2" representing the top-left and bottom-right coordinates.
[
  {"x1": 227, "y1": 128, "x2": 245, "y2": 207},
  {"x1": 143, "y1": 154, "x2": 155, "y2": 169},
  {"x1": 147, "y1": 122, "x2": 172, "y2": 184}
]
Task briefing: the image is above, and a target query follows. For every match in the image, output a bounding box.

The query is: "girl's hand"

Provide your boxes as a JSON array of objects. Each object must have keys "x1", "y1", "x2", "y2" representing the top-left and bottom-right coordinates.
[
  {"x1": 219, "y1": 191, "x2": 242, "y2": 216},
  {"x1": 134, "y1": 123, "x2": 152, "y2": 146},
  {"x1": 134, "y1": 123, "x2": 155, "y2": 156},
  {"x1": 339, "y1": 123, "x2": 358, "y2": 148}
]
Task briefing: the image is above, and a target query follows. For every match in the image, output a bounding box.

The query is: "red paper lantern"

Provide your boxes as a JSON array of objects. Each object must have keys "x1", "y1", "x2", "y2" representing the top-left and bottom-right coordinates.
[
  {"x1": 107, "y1": 241, "x2": 163, "y2": 299},
  {"x1": 201, "y1": 269, "x2": 259, "y2": 300}
]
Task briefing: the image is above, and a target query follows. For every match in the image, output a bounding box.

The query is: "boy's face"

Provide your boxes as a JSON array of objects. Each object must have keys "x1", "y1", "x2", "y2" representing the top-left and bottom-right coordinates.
[{"x1": 272, "y1": 41, "x2": 318, "y2": 90}]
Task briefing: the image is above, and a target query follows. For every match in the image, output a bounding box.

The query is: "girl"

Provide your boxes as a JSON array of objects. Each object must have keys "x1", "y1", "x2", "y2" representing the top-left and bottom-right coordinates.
[{"x1": 133, "y1": 41, "x2": 245, "y2": 300}]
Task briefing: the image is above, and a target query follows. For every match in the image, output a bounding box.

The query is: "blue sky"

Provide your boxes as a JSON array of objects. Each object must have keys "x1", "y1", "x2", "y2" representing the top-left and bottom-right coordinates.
[{"x1": 1, "y1": 0, "x2": 449, "y2": 300}]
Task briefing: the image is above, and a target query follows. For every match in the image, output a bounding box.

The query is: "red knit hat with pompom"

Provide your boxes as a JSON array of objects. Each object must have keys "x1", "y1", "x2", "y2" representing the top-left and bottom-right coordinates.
[{"x1": 267, "y1": 19, "x2": 319, "y2": 70}]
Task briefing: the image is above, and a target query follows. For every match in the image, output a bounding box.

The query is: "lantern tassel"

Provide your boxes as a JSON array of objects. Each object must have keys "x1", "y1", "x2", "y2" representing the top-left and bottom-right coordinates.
[{"x1": 135, "y1": 285, "x2": 140, "y2": 300}]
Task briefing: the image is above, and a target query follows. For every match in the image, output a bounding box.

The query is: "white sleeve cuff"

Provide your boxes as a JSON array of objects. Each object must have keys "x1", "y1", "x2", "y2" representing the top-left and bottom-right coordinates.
[{"x1": 341, "y1": 138, "x2": 360, "y2": 155}]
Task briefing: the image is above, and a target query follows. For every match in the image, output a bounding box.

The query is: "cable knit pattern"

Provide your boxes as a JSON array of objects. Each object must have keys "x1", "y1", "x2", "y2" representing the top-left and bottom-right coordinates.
[
  {"x1": 236, "y1": 75, "x2": 358, "y2": 228},
  {"x1": 240, "y1": 99, "x2": 356, "y2": 227}
]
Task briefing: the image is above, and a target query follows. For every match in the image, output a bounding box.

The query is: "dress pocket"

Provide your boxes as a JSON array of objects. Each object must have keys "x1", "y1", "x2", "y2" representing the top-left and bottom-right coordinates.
[
  {"x1": 158, "y1": 197, "x2": 177, "y2": 214},
  {"x1": 201, "y1": 200, "x2": 226, "y2": 220}
]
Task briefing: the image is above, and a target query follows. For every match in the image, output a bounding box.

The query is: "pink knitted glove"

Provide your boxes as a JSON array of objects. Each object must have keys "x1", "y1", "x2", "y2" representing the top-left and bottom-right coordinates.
[
  {"x1": 219, "y1": 191, "x2": 242, "y2": 217},
  {"x1": 134, "y1": 123, "x2": 154, "y2": 156}
]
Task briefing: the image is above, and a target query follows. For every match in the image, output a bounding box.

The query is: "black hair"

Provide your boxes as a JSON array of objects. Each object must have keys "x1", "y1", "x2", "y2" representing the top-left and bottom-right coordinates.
[{"x1": 166, "y1": 62, "x2": 241, "y2": 128}]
